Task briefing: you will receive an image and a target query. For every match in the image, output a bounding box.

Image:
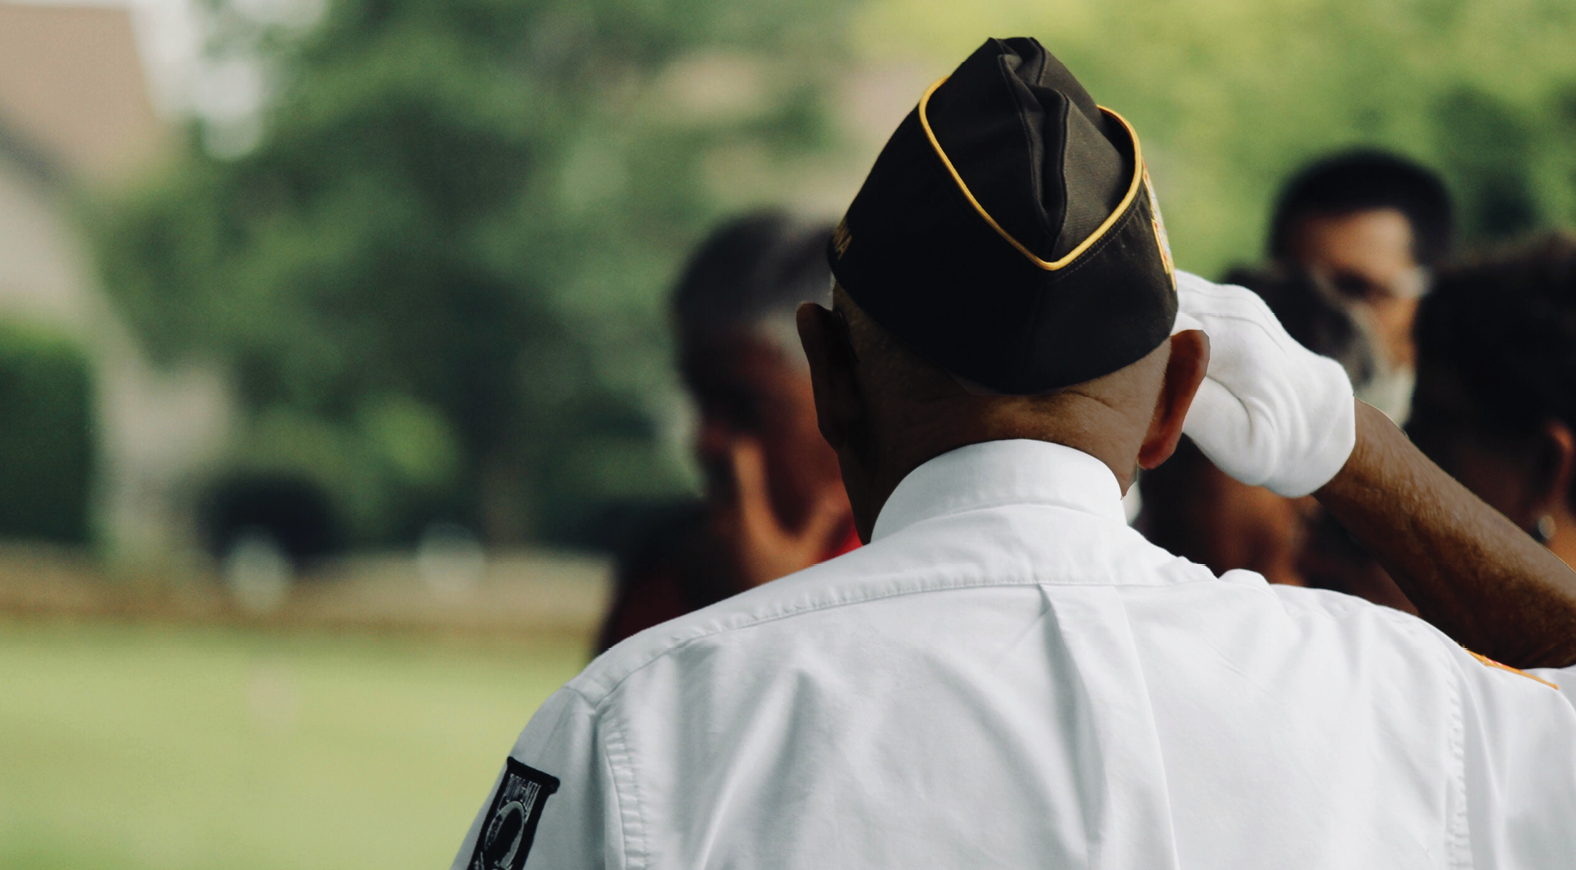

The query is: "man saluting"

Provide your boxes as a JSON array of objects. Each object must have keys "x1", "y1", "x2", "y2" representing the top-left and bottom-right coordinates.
[{"x1": 453, "y1": 38, "x2": 1576, "y2": 869}]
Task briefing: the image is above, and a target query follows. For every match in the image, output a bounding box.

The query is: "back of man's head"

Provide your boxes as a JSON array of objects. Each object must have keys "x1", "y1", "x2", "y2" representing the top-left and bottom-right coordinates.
[
  {"x1": 810, "y1": 38, "x2": 1205, "y2": 535},
  {"x1": 831, "y1": 283, "x2": 1181, "y2": 483},
  {"x1": 1269, "y1": 150, "x2": 1455, "y2": 269},
  {"x1": 827, "y1": 37, "x2": 1179, "y2": 397}
]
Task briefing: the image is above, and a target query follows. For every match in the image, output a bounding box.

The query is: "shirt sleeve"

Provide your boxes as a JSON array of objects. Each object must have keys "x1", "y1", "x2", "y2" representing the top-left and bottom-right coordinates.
[
  {"x1": 450, "y1": 686, "x2": 623, "y2": 870},
  {"x1": 1455, "y1": 650, "x2": 1576, "y2": 868}
]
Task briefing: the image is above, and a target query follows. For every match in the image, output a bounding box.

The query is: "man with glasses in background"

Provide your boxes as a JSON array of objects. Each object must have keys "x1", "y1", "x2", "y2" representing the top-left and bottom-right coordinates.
[{"x1": 1268, "y1": 150, "x2": 1455, "y2": 422}]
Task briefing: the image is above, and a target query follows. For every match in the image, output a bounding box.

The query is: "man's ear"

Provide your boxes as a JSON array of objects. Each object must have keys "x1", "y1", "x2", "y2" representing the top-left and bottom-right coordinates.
[
  {"x1": 1138, "y1": 329, "x2": 1210, "y2": 470},
  {"x1": 1532, "y1": 419, "x2": 1576, "y2": 517},
  {"x1": 796, "y1": 302, "x2": 863, "y2": 453}
]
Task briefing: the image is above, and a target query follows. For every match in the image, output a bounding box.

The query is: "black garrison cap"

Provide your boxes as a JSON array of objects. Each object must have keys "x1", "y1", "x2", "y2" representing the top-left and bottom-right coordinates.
[{"x1": 828, "y1": 37, "x2": 1178, "y2": 394}]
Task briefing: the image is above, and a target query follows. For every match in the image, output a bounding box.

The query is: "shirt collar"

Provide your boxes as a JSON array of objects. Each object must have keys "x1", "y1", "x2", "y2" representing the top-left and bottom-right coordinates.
[{"x1": 870, "y1": 439, "x2": 1128, "y2": 542}]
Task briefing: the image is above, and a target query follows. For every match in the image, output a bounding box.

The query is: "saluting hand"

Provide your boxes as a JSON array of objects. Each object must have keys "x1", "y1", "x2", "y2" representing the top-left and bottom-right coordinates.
[{"x1": 1172, "y1": 270, "x2": 1357, "y2": 497}]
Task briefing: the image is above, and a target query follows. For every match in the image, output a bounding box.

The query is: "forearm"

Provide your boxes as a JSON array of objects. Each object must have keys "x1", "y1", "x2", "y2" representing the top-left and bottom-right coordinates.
[{"x1": 1315, "y1": 401, "x2": 1576, "y2": 668}]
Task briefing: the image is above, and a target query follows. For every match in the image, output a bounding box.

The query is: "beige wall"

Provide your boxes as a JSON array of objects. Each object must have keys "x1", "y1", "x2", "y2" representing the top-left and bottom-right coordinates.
[{"x1": 0, "y1": 3, "x2": 168, "y2": 185}]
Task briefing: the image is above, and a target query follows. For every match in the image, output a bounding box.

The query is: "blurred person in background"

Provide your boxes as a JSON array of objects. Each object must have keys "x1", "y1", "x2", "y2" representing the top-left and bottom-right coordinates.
[
  {"x1": 1408, "y1": 233, "x2": 1576, "y2": 567},
  {"x1": 596, "y1": 214, "x2": 858, "y2": 652},
  {"x1": 1139, "y1": 265, "x2": 1376, "y2": 586},
  {"x1": 1269, "y1": 150, "x2": 1454, "y2": 421}
]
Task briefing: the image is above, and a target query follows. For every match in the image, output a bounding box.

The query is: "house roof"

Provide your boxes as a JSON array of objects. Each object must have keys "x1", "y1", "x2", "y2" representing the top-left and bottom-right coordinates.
[{"x1": 0, "y1": 2, "x2": 167, "y2": 186}]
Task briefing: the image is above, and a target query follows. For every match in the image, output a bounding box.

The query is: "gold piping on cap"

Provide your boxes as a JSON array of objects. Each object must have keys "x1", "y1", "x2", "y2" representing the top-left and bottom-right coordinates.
[{"x1": 916, "y1": 76, "x2": 1147, "y2": 272}]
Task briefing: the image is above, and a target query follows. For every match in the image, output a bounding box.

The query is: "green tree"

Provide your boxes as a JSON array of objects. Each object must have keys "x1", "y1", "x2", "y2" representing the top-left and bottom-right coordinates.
[{"x1": 94, "y1": 0, "x2": 848, "y2": 545}]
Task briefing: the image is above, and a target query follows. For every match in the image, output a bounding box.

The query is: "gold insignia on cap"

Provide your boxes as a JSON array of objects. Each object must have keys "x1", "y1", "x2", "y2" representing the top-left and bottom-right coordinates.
[
  {"x1": 1144, "y1": 167, "x2": 1175, "y2": 288},
  {"x1": 832, "y1": 217, "x2": 853, "y2": 259}
]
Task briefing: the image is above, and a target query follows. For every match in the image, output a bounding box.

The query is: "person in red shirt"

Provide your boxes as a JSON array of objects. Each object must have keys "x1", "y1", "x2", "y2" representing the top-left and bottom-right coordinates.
[{"x1": 597, "y1": 214, "x2": 858, "y2": 653}]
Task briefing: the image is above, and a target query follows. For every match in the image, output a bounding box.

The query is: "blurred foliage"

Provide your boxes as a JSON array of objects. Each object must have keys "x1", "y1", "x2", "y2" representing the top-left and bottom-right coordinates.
[
  {"x1": 0, "y1": 321, "x2": 94, "y2": 544},
  {"x1": 854, "y1": 0, "x2": 1576, "y2": 275},
  {"x1": 90, "y1": 0, "x2": 1576, "y2": 549},
  {"x1": 92, "y1": 0, "x2": 848, "y2": 546}
]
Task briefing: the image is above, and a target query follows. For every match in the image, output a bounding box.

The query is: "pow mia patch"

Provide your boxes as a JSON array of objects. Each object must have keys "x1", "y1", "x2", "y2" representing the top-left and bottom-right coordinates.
[{"x1": 469, "y1": 759, "x2": 560, "y2": 870}]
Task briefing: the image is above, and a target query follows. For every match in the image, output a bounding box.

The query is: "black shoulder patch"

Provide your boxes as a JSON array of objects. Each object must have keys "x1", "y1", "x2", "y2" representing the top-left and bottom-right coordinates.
[{"x1": 469, "y1": 758, "x2": 561, "y2": 870}]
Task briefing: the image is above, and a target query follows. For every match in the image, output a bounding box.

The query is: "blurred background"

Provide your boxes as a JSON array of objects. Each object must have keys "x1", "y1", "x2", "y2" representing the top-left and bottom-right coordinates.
[{"x1": 3, "y1": 0, "x2": 1576, "y2": 866}]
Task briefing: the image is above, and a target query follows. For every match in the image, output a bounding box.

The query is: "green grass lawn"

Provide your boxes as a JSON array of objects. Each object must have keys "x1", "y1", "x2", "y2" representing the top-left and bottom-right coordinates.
[{"x1": 0, "y1": 620, "x2": 587, "y2": 870}]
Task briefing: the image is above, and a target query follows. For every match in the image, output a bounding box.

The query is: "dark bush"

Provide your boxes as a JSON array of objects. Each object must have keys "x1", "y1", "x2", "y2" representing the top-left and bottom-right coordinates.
[
  {"x1": 0, "y1": 321, "x2": 95, "y2": 544},
  {"x1": 197, "y1": 472, "x2": 343, "y2": 571}
]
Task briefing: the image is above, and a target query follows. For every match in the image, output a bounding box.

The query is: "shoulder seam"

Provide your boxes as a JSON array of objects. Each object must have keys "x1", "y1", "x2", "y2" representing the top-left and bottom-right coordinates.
[{"x1": 602, "y1": 700, "x2": 650, "y2": 869}]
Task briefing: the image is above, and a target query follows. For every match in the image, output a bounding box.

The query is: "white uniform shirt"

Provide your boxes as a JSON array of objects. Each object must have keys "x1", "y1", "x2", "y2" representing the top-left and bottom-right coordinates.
[{"x1": 453, "y1": 439, "x2": 1576, "y2": 870}]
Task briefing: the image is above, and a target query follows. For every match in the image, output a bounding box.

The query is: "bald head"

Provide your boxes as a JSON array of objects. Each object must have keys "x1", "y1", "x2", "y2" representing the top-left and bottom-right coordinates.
[{"x1": 798, "y1": 286, "x2": 1208, "y2": 540}]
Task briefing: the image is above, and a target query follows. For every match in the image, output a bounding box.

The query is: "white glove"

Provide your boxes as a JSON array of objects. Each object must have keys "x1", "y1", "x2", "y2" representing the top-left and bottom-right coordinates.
[{"x1": 1172, "y1": 270, "x2": 1356, "y2": 497}]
